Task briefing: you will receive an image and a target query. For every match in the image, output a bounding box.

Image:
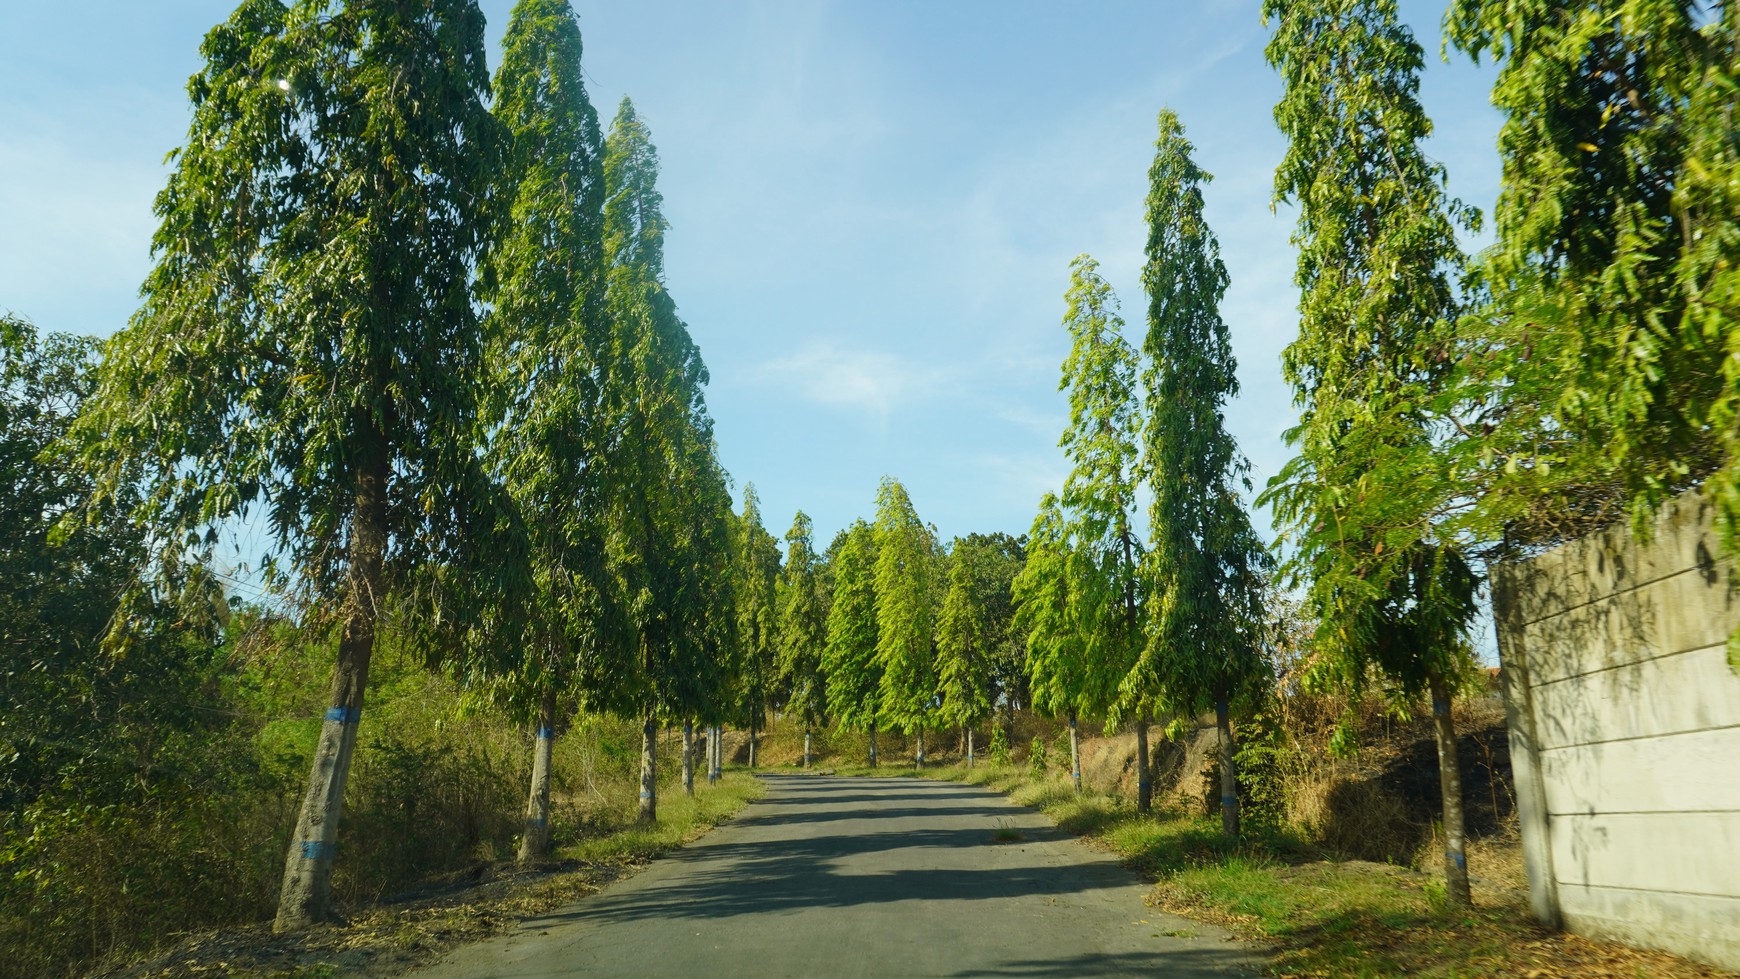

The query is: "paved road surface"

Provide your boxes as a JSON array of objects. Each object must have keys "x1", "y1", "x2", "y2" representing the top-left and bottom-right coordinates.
[{"x1": 412, "y1": 775, "x2": 1262, "y2": 978}]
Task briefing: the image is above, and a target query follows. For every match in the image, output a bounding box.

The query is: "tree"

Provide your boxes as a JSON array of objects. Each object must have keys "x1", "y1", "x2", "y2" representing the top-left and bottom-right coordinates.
[
  {"x1": 1441, "y1": 2, "x2": 1740, "y2": 566},
  {"x1": 1, "y1": 317, "x2": 225, "y2": 813},
  {"x1": 482, "y1": 0, "x2": 614, "y2": 865},
  {"x1": 934, "y1": 551, "x2": 991, "y2": 767},
  {"x1": 777, "y1": 511, "x2": 828, "y2": 766},
  {"x1": 75, "y1": 0, "x2": 510, "y2": 930},
  {"x1": 1020, "y1": 256, "x2": 1144, "y2": 794},
  {"x1": 1013, "y1": 494, "x2": 1091, "y2": 789},
  {"x1": 823, "y1": 519, "x2": 882, "y2": 765},
  {"x1": 951, "y1": 532, "x2": 1028, "y2": 745},
  {"x1": 873, "y1": 477, "x2": 940, "y2": 767},
  {"x1": 1260, "y1": 0, "x2": 1481, "y2": 905},
  {"x1": 1135, "y1": 110, "x2": 1271, "y2": 829},
  {"x1": 596, "y1": 96, "x2": 728, "y2": 823},
  {"x1": 731, "y1": 485, "x2": 781, "y2": 767}
]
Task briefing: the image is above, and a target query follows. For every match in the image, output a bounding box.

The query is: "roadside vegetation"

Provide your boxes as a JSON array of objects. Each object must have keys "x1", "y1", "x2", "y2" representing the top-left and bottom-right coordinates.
[
  {"x1": 5, "y1": 0, "x2": 1738, "y2": 975},
  {"x1": 912, "y1": 740, "x2": 1732, "y2": 979}
]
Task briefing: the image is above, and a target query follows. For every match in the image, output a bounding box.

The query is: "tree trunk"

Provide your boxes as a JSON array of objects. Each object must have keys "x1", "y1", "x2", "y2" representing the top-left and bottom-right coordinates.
[
  {"x1": 1217, "y1": 694, "x2": 1239, "y2": 838},
  {"x1": 1003, "y1": 698, "x2": 1017, "y2": 753},
  {"x1": 1136, "y1": 713, "x2": 1152, "y2": 814},
  {"x1": 682, "y1": 720, "x2": 696, "y2": 797},
  {"x1": 915, "y1": 726, "x2": 926, "y2": 769},
  {"x1": 966, "y1": 726, "x2": 975, "y2": 770},
  {"x1": 517, "y1": 688, "x2": 557, "y2": 864},
  {"x1": 748, "y1": 718, "x2": 758, "y2": 769},
  {"x1": 1428, "y1": 668, "x2": 1473, "y2": 907},
  {"x1": 273, "y1": 443, "x2": 386, "y2": 932},
  {"x1": 706, "y1": 725, "x2": 719, "y2": 784},
  {"x1": 1068, "y1": 710, "x2": 1082, "y2": 794},
  {"x1": 868, "y1": 719, "x2": 878, "y2": 768},
  {"x1": 803, "y1": 728, "x2": 812, "y2": 768},
  {"x1": 638, "y1": 711, "x2": 657, "y2": 824}
]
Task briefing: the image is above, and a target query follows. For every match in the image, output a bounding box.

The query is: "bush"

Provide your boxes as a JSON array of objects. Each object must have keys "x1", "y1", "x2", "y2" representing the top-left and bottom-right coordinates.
[{"x1": 987, "y1": 727, "x2": 1011, "y2": 767}]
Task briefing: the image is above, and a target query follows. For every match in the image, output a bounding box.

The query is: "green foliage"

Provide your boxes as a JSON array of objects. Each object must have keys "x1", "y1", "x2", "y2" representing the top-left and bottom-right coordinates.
[
  {"x1": 823, "y1": 519, "x2": 881, "y2": 732},
  {"x1": 1135, "y1": 109, "x2": 1271, "y2": 720},
  {"x1": 0, "y1": 616, "x2": 529, "y2": 978},
  {"x1": 987, "y1": 726, "x2": 1012, "y2": 767},
  {"x1": 596, "y1": 96, "x2": 734, "y2": 722},
  {"x1": 1258, "y1": 0, "x2": 1480, "y2": 700},
  {"x1": 731, "y1": 485, "x2": 782, "y2": 728},
  {"x1": 1013, "y1": 495, "x2": 1093, "y2": 717},
  {"x1": 935, "y1": 551, "x2": 993, "y2": 729},
  {"x1": 1441, "y1": 2, "x2": 1740, "y2": 557},
  {"x1": 777, "y1": 511, "x2": 829, "y2": 727},
  {"x1": 1027, "y1": 736, "x2": 1049, "y2": 779},
  {"x1": 1231, "y1": 709, "x2": 1291, "y2": 826},
  {"x1": 948, "y1": 532, "x2": 1029, "y2": 717},
  {"x1": 78, "y1": 0, "x2": 514, "y2": 621},
  {"x1": 0, "y1": 318, "x2": 225, "y2": 813},
  {"x1": 873, "y1": 477, "x2": 940, "y2": 733},
  {"x1": 1017, "y1": 256, "x2": 1141, "y2": 725},
  {"x1": 479, "y1": 0, "x2": 620, "y2": 719}
]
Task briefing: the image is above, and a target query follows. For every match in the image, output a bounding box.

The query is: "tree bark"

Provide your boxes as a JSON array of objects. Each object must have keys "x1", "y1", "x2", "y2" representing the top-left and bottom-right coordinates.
[
  {"x1": 1217, "y1": 693, "x2": 1239, "y2": 838},
  {"x1": 803, "y1": 728, "x2": 812, "y2": 769},
  {"x1": 637, "y1": 711, "x2": 657, "y2": 824},
  {"x1": 681, "y1": 720, "x2": 696, "y2": 797},
  {"x1": 517, "y1": 688, "x2": 557, "y2": 864},
  {"x1": 274, "y1": 439, "x2": 386, "y2": 932},
  {"x1": 868, "y1": 719, "x2": 878, "y2": 768},
  {"x1": 747, "y1": 718, "x2": 758, "y2": 769},
  {"x1": 1136, "y1": 713, "x2": 1152, "y2": 814},
  {"x1": 1428, "y1": 668, "x2": 1473, "y2": 907},
  {"x1": 966, "y1": 726, "x2": 975, "y2": 770},
  {"x1": 705, "y1": 725, "x2": 718, "y2": 784},
  {"x1": 1068, "y1": 710, "x2": 1082, "y2": 794}
]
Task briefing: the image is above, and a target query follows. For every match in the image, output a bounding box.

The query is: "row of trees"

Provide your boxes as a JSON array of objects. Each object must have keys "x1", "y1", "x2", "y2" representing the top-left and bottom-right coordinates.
[
  {"x1": 1010, "y1": 0, "x2": 1738, "y2": 914},
  {"x1": 1016, "y1": 113, "x2": 1271, "y2": 834},
  {"x1": 37, "y1": 0, "x2": 756, "y2": 933},
  {"x1": 1264, "y1": 0, "x2": 1737, "y2": 908},
  {"x1": 727, "y1": 478, "x2": 1030, "y2": 774}
]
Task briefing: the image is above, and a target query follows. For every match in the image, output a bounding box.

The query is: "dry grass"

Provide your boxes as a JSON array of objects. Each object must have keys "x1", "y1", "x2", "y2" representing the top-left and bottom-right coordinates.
[
  {"x1": 99, "y1": 775, "x2": 765, "y2": 979},
  {"x1": 1289, "y1": 774, "x2": 1421, "y2": 865}
]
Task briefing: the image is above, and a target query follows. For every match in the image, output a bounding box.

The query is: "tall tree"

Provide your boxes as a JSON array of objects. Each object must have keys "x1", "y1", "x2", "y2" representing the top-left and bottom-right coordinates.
[
  {"x1": 1, "y1": 318, "x2": 225, "y2": 815},
  {"x1": 934, "y1": 550, "x2": 991, "y2": 768},
  {"x1": 1442, "y1": 1, "x2": 1740, "y2": 567},
  {"x1": 777, "y1": 511, "x2": 828, "y2": 767},
  {"x1": 1022, "y1": 256, "x2": 1144, "y2": 793},
  {"x1": 1136, "y1": 110, "x2": 1271, "y2": 830},
  {"x1": 597, "y1": 96, "x2": 726, "y2": 823},
  {"x1": 76, "y1": 0, "x2": 509, "y2": 930},
  {"x1": 482, "y1": 0, "x2": 614, "y2": 865},
  {"x1": 1013, "y1": 494, "x2": 1089, "y2": 788},
  {"x1": 873, "y1": 477, "x2": 939, "y2": 767},
  {"x1": 823, "y1": 519, "x2": 882, "y2": 766},
  {"x1": 1260, "y1": 0, "x2": 1481, "y2": 905},
  {"x1": 952, "y1": 532, "x2": 1029, "y2": 746},
  {"x1": 732, "y1": 484, "x2": 781, "y2": 767}
]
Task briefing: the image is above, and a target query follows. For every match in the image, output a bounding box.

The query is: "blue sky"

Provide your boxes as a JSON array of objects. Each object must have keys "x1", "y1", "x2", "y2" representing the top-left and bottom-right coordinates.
[{"x1": 0, "y1": 0, "x2": 1500, "y2": 555}]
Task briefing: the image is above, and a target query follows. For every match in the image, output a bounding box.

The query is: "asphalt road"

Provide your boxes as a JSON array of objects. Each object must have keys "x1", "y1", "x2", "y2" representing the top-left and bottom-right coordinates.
[{"x1": 411, "y1": 774, "x2": 1262, "y2": 978}]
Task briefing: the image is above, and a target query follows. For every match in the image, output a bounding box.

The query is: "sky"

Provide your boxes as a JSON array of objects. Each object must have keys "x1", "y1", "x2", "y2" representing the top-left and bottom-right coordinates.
[{"x1": 0, "y1": 0, "x2": 1503, "y2": 557}]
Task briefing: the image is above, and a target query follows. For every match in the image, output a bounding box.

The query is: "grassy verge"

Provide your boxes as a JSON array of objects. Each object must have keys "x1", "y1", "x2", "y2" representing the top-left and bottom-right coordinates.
[
  {"x1": 109, "y1": 775, "x2": 764, "y2": 979},
  {"x1": 911, "y1": 763, "x2": 1733, "y2": 979}
]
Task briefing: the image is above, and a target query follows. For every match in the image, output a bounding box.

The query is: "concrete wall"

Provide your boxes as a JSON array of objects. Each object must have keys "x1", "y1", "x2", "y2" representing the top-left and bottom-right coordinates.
[{"x1": 1492, "y1": 492, "x2": 1740, "y2": 970}]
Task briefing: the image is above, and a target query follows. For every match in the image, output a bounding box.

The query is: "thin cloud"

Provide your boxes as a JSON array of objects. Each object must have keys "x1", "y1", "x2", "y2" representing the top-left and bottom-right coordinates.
[{"x1": 753, "y1": 340, "x2": 954, "y2": 423}]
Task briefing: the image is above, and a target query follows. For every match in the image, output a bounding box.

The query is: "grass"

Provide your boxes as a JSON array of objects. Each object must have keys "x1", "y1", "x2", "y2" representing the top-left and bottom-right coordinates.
[{"x1": 910, "y1": 763, "x2": 1733, "y2": 979}]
